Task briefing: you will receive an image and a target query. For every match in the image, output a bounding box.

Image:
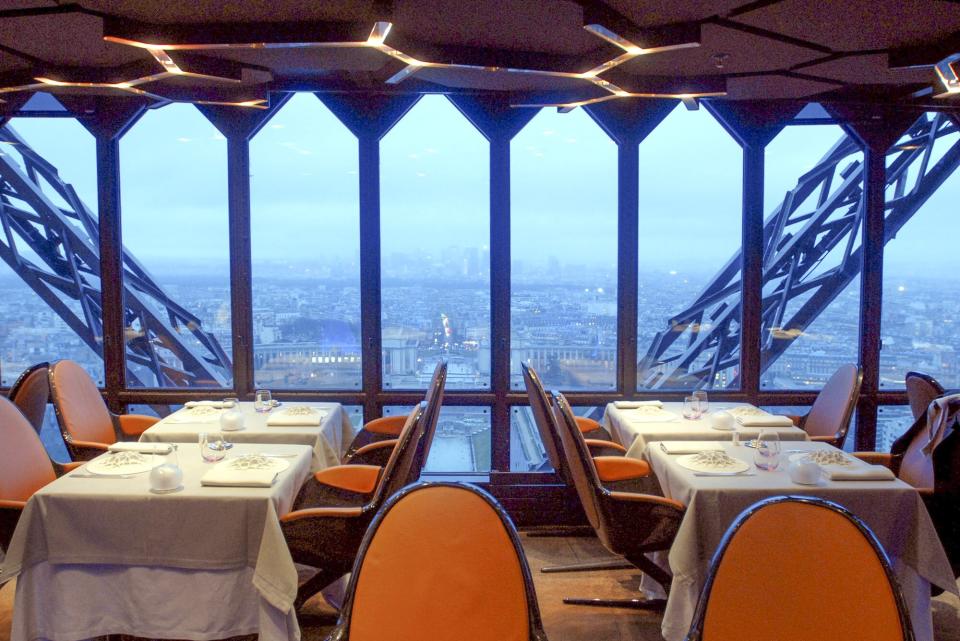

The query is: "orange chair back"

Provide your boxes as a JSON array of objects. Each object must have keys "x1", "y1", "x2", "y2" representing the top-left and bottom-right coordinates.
[
  {"x1": 689, "y1": 497, "x2": 911, "y2": 641},
  {"x1": 49, "y1": 359, "x2": 115, "y2": 445},
  {"x1": 905, "y1": 371, "x2": 945, "y2": 421},
  {"x1": 804, "y1": 364, "x2": 861, "y2": 444},
  {"x1": 342, "y1": 483, "x2": 543, "y2": 641},
  {"x1": 8, "y1": 362, "x2": 50, "y2": 434},
  {"x1": 373, "y1": 402, "x2": 427, "y2": 503},
  {"x1": 521, "y1": 363, "x2": 567, "y2": 478},
  {"x1": 417, "y1": 361, "x2": 447, "y2": 465},
  {"x1": 0, "y1": 395, "x2": 56, "y2": 502},
  {"x1": 552, "y1": 393, "x2": 604, "y2": 532}
]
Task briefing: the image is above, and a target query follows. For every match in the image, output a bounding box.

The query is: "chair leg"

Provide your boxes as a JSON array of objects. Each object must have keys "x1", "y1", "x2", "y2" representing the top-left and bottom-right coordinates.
[
  {"x1": 541, "y1": 559, "x2": 635, "y2": 573},
  {"x1": 295, "y1": 569, "x2": 346, "y2": 611},
  {"x1": 562, "y1": 597, "x2": 666, "y2": 610},
  {"x1": 626, "y1": 553, "x2": 672, "y2": 596}
]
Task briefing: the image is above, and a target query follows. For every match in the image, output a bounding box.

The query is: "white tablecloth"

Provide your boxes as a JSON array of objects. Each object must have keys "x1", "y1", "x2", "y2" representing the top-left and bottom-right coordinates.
[
  {"x1": 603, "y1": 402, "x2": 809, "y2": 457},
  {"x1": 0, "y1": 443, "x2": 313, "y2": 641},
  {"x1": 645, "y1": 440, "x2": 958, "y2": 641},
  {"x1": 141, "y1": 402, "x2": 355, "y2": 472}
]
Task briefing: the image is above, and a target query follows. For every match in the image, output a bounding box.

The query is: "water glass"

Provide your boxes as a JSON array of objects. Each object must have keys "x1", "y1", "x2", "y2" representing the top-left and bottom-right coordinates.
[
  {"x1": 199, "y1": 431, "x2": 226, "y2": 462},
  {"x1": 753, "y1": 430, "x2": 781, "y2": 471},
  {"x1": 682, "y1": 395, "x2": 702, "y2": 420},
  {"x1": 254, "y1": 389, "x2": 272, "y2": 413},
  {"x1": 693, "y1": 389, "x2": 709, "y2": 415}
]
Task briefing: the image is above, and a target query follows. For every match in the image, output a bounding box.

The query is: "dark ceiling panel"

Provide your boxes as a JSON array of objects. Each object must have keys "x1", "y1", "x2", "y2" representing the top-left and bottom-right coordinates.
[
  {"x1": 737, "y1": 0, "x2": 960, "y2": 51},
  {"x1": 0, "y1": 12, "x2": 141, "y2": 67},
  {"x1": 602, "y1": 0, "x2": 749, "y2": 27},
  {"x1": 727, "y1": 73, "x2": 839, "y2": 99},
  {"x1": 213, "y1": 47, "x2": 393, "y2": 74},
  {"x1": 410, "y1": 66, "x2": 597, "y2": 92},
  {"x1": 801, "y1": 53, "x2": 933, "y2": 85},
  {"x1": 90, "y1": 0, "x2": 379, "y2": 24},
  {"x1": 618, "y1": 22, "x2": 823, "y2": 76}
]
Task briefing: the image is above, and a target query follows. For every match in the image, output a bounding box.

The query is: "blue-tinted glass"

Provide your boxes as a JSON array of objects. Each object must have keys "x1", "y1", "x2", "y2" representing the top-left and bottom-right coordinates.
[
  {"x1": 120, "y1": 104, "x2": 232, "y2": 388},
  {"x1": 250, "y1": 94, "x2": 361, "y2": 389},
  {"x1": 0, "y1": 117, "x2": 104, "y2": 385},
  {"x1": 511, "y1": 108, "x2": 617, "y2": 391},
  {"x1": 380, "y1": 95, "x2": 490, "y2": 390},
  {"x1": 637, "y1": 105, "x2": 741, "y2": 391},
  {"x1": 384, "y1": 404, "x2": 491, "y2": 472}
]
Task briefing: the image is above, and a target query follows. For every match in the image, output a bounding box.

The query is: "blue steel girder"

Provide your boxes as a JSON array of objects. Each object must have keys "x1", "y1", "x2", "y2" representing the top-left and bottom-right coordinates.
[
  {"x1": 638, "y1": 112, "x2": 960, "y2": 390},
  {"x1": 0, "y1": 124, "x2": 231, "y2": 387}
]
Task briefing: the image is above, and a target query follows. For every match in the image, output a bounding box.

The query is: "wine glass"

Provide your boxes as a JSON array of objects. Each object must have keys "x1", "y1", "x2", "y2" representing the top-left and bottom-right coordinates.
[
  {"x1": 254, "y1": 389, "x2": 272, "y2": 413},
  {"x1": 199, "y1": 431, "x2": 226, "y2": 462},
  {"x1": 693, "y1": 389, "x2": 709, "y2": 416},
  {"x1": 753, "y1": 430, "x2": 781, "y2": 471}
]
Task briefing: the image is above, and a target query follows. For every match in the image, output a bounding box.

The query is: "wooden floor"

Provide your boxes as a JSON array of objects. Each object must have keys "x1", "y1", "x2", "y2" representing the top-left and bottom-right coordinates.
[{"x1": 2, "y1": 533, "x2": 958, "y2": 641}]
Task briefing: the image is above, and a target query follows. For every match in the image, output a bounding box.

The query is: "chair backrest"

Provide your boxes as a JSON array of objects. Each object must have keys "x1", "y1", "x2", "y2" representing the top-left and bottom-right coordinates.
[
  {"x1": 48, "y1": 359, "x2": 115, "y2": 445},
  {"x1": 551, "y1": 392, "x2": 605, "y2": 532},
  {"x1": 894, "y1": 393, "x2": 960, "y2": 489},
  {"x1": 0, "y1": 395, "x2": 56, "y2": 503},
  {"x1": 372, "y1": 402, "x2": 427, "y2": 504},
  {"x1": 8, "y1": 361, "x2": 50, "y2": 434},
  {"x1": 417, "y1": 360, "x2": 448, "y2": 463},
  {"x1": 687, "y1": 496, "x2": 912, "y2": 641},
  {"x1": 804, "y1": 364, "x2": 861, "y2": 443},
  {"x1": 335, "y1": 482, "x2": 546, "y2": 641},
  {"x1": 521, "y1": 362, "x2": 568, "y2": 479},
  {"x1": 905, "y1": 371, "x2": 945, "y2": 421}
]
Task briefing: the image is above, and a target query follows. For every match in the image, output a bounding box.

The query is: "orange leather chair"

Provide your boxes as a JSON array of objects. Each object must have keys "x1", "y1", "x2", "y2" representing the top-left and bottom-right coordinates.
[
  {"x1": 326, "y1": 482, "x2": 548, "y2": 641},
  {"x1": 551, "y1": 392, "x2": 685, "y2": 608},
  {"x1": 281, "y1": 392, "x2": 443, "y2": 610},
  {"x1": 0, "y1": 395, "x2": 80, "y2": 552},
  {"x1": 856, "y1": 394, "x2": 960, "y2": 582},
  {"x1": 342, "y1": 360, "x2": 447, "y2": 466},
  {"x1": 788, "y1": 363, "x2": 861, "y2": 449},
  {"x1": 8, "y1": 362, "x2": 50, "y2": 434},
  {"x1": 685, "y1": 496, "x2": 913, "y2": 641},
  {"x1": 48, "y1": 359, "x2": 159, "y2": 460},
  {"x1": 905, "y1": 371, "x2": 945, "y2": 421}
]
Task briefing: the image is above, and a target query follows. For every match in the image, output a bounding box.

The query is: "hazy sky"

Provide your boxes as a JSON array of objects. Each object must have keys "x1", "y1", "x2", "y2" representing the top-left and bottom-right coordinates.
[{"x1": 7, "y1": 93, "x2": 959, "y2": 277}]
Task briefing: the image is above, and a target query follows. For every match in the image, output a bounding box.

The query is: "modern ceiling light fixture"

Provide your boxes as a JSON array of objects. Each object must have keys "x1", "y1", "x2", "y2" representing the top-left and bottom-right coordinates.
[{"x1": 934, "y1": 53, "x2": 960, "y2": 97}]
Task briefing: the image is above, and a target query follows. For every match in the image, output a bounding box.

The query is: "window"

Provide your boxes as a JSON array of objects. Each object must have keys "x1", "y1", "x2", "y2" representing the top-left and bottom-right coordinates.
[
  {"x1": 636, "y1": 105, "x2": 742, "y2": 391},
  {"x1": 120, "y1": 104, "x2": 232, "y2": 388},
  {"x1": 384, "y1": 404, "x2": 491, "y2": 473},
  {"x1": 250, "y1": 94, "x2": 361, "y2": 389},
  {"x1": 760, "y1": 124, "x2": 863, "y2": 390},
  {"x1": 511, "y1": 108, "x2": 617, "y2": 391},
  {"x1": 0, "y1": 114, "x2": 104, "y2": 387},
  {"x1": 380, "y1": 95, "x2": 490, "y2": 391}
]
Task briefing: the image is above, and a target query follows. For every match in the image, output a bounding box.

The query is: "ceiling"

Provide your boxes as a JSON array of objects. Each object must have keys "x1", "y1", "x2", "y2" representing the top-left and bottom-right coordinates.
[{"x1": 0, "y1": 0, "x2": 958, "y2": 112}]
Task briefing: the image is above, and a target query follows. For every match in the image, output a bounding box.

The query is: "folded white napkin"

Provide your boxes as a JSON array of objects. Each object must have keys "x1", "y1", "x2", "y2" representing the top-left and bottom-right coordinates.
[
  {"x1": 201, "y1": 467, "x2": 278, "y2": 487},
  {"x1": 659, "y1": 441, "x2": 723, "y2": 454},
  {"x1": 736, "y1": 415, "x2": 795, "y2": 427},
  {"x1": 628, "y1": 410, "x2": 680, "y2": 423},
  {"x1": 108, "y1": 442, "x2": 173, "y2": 455},
  {"x1": 614, "y1": 400, "x2": 663, "y2": 409},
  {"x1": 827, "y1": 465, "x2": 896, "y2": 482},
  {"x1": 184, "y1": 400, "x2": 235, "y2": 409},
  {"x1": 266, "y1": 406, "x2": 326, "y2": 427}
]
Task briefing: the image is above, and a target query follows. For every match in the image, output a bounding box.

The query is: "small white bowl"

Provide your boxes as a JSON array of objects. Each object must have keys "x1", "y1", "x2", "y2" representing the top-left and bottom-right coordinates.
[
  {"x1": 788, "y1": 459, "x2": 821, "y2": 485},
  {"x1": 220, "y1": 408, "x2": 245, "y2": 432},
  {"x1": 150, "y1": 463, "x2": 183, "y2": 492},
  {"x1": 710, "y1": 410, "x2": 735, "y2": 431}
]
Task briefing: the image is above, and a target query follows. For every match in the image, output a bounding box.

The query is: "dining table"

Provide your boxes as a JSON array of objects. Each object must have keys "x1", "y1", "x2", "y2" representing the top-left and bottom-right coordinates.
[
  {"x1": 643, "y1": 439, "x2": 957, "y2": 641},
  {"x1": 0, "y1": 442, "x2": 314, "y2": 641},
  {"x1": 602, "y1": 401, "x2": 810, "y2": 457},
  {"x1": 140, "y1": 401, "x2": 355, "y2": 472}
]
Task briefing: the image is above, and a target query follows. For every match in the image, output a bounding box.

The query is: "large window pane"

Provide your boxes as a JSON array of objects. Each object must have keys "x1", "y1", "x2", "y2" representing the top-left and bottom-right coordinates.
[
  {"x1": 250, "y1": 94, "x2": 361, "y2": 389},
  {"x1": 0, "y1": 115, "x2": 104, "y2": 386},
  {"x1": 380, "y1": 95, "x2": 490, "y2": 390},
  {"x1": 511, "y1": 108, "x2": 617, "y2": 391},
  {"x1": 120, "y1": 104, "x2": 232, "y2": 388},
  {"x1": 384, "y1": 405, "x2": 491, "y2": 473},
  {"x1": 760, "y1": 124, "x2": 863, "y2": 389},
  {"x1": 510, "y1": 404, "x2": 604, "y2": 472},
  {"x1": 636, "y1": 105, "x2": 741, "y2": 390}
]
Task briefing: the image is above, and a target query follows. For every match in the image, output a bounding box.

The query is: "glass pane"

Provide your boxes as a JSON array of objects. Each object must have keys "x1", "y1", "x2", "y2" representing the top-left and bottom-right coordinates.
[
  {"x1": 761, "y1": 125, "x2": 863, "y2": 390},
  {"x1": 510, "y1": 404, "x2": 604, "y2": 472},
  {"x1": 511, "y1": 108, "x2": 617, "y2": 391},
  {"x1": 250, "y1": 94, "x2": 361, "y2": 389},
  {"x1": 876, "y1": 405, "x2": 914, "y2": 451},
  {"x1": 0, "y1": 115, "x2": 104, "y2": 385},
  {"x1": 881, "y1": 113, "x2": 960, "y2": 389},
  {"x1": 384, "y1": 404, "x2": 491, "y2": 472},
  {"x1": 120, "y1": 104, "x2": 232, "y2": 388},
  {"x1": 637, "y1": 105, "x2": 742, "y2": 391},
  {"x1": 380, "y1": 95, "x2": 490, "y2": 390}
]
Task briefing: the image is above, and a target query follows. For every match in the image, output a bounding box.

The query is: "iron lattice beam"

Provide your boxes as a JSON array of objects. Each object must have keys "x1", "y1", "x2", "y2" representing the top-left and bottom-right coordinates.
[
  {"x1": 639, "y1": 112, "x2": 960, "y2": 389},
  {"x1": 0, "y1": 124, "x2": 231, "y2": 387}
]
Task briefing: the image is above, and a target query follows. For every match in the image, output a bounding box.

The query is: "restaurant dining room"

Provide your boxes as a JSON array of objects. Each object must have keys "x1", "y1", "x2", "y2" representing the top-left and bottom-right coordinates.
[{"x1": 1, "y1": 1, "x2": 960, "y2": 640}]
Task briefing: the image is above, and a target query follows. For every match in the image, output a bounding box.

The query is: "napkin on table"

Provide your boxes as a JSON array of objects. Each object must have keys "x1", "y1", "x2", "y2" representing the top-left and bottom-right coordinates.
[
  {"x1": 108, "y1": 442, "x2": 173, "y2": 455},
  {"x1": 266, "y1": 407, "x2": 326, "y2": 427},
  {"x1": 614, "y1": 400, "x2": 663, "y2": 409},
  {"x1": 659, "y1": 442, "x2": 723, "y2": 455},
  {"x1": 827, "y1": 465, "x2": 896, "y2": 481},
  {"x1": 184, "y1": 400, "x2": 235, "y2": 409},
  {"x1": 736, "y1": 415, "x2": 796, "y2": 427},
  {"x1": 201, "y1": 467, "x2": 278, "y2": 487}
]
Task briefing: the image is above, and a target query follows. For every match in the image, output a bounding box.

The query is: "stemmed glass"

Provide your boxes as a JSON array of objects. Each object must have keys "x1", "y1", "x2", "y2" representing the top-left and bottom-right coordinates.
[{"x1": 753, "y1": 430, "x2": 781, "y2": 471}]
